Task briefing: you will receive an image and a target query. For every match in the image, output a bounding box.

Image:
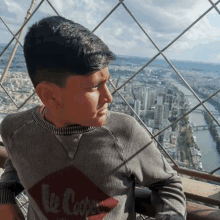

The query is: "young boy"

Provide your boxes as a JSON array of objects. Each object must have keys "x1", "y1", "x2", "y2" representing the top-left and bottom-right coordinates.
[{"x1": 0, "y1": 16, "x2": 186, "y2": 220}]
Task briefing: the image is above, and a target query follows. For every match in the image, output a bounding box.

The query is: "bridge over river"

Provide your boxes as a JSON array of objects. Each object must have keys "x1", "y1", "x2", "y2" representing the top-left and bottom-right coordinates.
[
  {"x1": 190, "y1": 109, "x2": 219, "y2": 116},
  {"x1": 192, "y1": 124, "x2": 220, "y2": 132}
]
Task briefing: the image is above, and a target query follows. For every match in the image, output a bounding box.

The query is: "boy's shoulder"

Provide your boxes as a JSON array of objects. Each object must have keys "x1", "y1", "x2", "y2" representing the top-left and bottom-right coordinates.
[
  {"x1": 107, "y1": 110, "x2": 136, "y2": 124},
  {"x1": 105, "y1": 110, "x2": 151, "y2": 142},
  {"x1": 105, "y1": 110, "x2": 137, "y2": 135},
  {"x1": 0, "y1": 106, "x2": 38, "y2": 140}
]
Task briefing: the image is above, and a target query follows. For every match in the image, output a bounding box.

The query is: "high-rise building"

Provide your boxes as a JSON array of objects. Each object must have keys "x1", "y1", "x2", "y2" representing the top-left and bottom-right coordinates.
[
  {"x1": 147, "y1": 89, "x2": 156, "y2": 110},
  {"x1": 147, "y1": 119, "x2": 154, "y2": 129},
  {"x1": 163, "y1": 102, "x2": 169, "y2": 120},
  {"x1": 154, "y1": 104, "x2": 164, "y2": 127},
  {"x1": 145, "y1": 110, "x2": 154, "y2": 120},
  {"x1": 166, "y1": 94, "x2": 173, "y2": 110},
  {"x1": 134, "y1": 100, "x2": 141, "y2": 119},
  {"x1": 144, "y1": 109, "x2": 154, "y2": 124},
  {"x1": 162, "y1": 119, "x2": 170, "y2": 129},
  {"x1": 143, "y1": 87, "x2": 148, "y2": 111},
  {"x1": 157, "y1": 92, "x2": 166, "y2": 104},
  {"x1": 157, "y1": 95, "x2": 163, "y2": 105},
  {"x1": 138, "y1": 87, "x2": 143, "y2": 101}
]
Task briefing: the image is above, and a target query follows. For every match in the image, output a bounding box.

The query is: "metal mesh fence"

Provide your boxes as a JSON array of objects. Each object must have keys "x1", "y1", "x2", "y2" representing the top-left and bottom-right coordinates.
[{"x1": 1, "y1": 0, "x2": 220, "y2": 218}]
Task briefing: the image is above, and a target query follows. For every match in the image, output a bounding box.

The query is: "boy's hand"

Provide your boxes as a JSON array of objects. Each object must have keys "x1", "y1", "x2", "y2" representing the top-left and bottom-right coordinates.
[{"x1": 0, "y1": 204, "x2": 25, "y2": 220}]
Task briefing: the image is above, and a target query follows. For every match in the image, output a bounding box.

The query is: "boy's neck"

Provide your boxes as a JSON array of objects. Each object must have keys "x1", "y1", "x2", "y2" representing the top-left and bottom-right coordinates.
[{"x1": 39, "y1": 105, "x2": 80, "y2": 128}]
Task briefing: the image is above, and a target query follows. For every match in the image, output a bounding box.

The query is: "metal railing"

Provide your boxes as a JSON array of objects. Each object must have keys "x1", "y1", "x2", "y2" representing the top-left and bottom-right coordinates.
[{"x1": 1, "y1": 0, "x2": 220, "y2": 218}]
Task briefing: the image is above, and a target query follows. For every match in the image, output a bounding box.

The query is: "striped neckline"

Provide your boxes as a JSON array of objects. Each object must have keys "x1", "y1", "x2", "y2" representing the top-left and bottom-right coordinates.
[{"x1": 32, "y1": 105, "x2": 100, "y2": 135}]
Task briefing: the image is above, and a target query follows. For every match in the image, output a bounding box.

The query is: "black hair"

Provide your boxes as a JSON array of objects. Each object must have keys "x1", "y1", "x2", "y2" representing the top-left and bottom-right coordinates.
[{"x1": 23, "y1": 16, "x2": 116, "y2": 88}]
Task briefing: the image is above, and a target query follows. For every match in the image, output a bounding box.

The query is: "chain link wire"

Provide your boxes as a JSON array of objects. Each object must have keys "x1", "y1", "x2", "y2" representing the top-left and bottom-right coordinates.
[
  {"x1": 0, "y1": 0, "x2": 45, "y2": 59},
  {"x1": 208, "y1": 0, "x2": 220, "y2": 14},
  {"x1": 0, "y1": 17, "x2": 23, "y2": 47},
  {"x1": 1, "y1": 0, "x2": 220, "y2": 218}
]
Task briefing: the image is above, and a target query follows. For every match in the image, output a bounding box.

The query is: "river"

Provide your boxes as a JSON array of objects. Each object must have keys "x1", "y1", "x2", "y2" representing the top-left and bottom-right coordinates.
[{"x1": 170, "y1": 80, "x2": 220, "y2": 175}]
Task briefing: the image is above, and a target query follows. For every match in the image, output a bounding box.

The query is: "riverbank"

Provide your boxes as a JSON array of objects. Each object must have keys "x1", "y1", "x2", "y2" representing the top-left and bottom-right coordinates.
[
  {"x1": 168, "y1": 79, "x2": 220, "y2": 175},
  {"x1": 192, "y1": 87, "x2": 220, "y2": 111},
  {"x1": 176, "y1": 95, "x2": 204, "y2": 171},
  {"x1": 204, "y1": 111, "x2": 220, "y2": 154},
  {"x1": 177, "y1": 80, "x2": 220, "y2": 111}
]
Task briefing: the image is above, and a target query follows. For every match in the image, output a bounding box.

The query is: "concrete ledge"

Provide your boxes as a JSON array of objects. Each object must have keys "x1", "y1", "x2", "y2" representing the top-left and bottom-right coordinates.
[
  {"x1": 187, "y1": 201, "x2": 220, "y2": 220},
  {"x1": 135, "y1": 186, "x2": 220, "y2": 220},
  {"x1": 182, "y1": 177, "x2": 220, "y2": 207}
]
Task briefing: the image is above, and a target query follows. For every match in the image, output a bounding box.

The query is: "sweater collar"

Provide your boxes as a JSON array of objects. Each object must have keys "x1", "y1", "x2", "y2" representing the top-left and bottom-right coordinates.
[{"x1": 32, "y1": 105, "x2": 101, "y2": 135}]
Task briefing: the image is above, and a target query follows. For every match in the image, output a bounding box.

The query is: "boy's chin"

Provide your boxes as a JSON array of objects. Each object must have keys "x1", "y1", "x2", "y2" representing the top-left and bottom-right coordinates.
[{"x1": 90, "y1": 115, "x2": 107, "y2": 127}]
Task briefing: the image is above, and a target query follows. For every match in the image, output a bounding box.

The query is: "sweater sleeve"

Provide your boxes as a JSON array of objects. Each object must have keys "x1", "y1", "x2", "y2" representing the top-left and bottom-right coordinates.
[
  {"x1": 126, "y1": 119, "x2": 187, "y2": 220},
  {"x1": 0, "y1": 119, "x2": 24, "y2": 205},
  {"x1": 0, "y1": 156, "x2": 24, "y2": 204}
]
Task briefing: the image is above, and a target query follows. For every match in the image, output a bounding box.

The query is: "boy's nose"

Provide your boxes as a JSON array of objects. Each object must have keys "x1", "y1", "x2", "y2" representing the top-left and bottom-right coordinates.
[
  {"x1": 104, "y1": 85, "x2": 113, "y2": 103},
  {"x1": 100, "y1": 83, "x2": 113, "y2": 104}
]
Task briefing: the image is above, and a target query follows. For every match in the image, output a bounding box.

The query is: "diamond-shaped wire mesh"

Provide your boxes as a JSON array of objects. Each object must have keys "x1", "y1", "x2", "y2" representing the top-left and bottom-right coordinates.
[{"x1": 1, "y1": 0, "x2": 220, "y2": 218}]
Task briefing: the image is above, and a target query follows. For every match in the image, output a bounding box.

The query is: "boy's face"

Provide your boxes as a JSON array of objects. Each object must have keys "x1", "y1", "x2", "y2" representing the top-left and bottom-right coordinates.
[{"x1": 56, "y1": 67, "x2": 113, "y2": 127}]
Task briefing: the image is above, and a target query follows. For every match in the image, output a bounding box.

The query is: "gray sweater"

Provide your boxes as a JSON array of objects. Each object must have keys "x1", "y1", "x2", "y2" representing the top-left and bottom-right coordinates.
[{"x1": 0, "y1": 105, "x2": 186, "y2": 220}]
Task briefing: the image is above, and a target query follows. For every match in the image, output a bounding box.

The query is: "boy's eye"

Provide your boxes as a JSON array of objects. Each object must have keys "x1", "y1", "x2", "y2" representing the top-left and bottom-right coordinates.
[
  {"x1": 93, "y1": 84, "x2": 101, "y2": 89},
  {"x1": 92, "y1": 81, "x2": 110, "y2": 89}
]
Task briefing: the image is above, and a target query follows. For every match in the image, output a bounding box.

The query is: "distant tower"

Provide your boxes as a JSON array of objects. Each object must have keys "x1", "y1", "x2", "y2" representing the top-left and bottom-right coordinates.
[
  {"x1": 143, "y1": 87, "x2": 148, "y2": 111},
  {"x1": 138, "y1": 87, "x2": 144, "y2": 104},
  {"x1": 154, "y1": 104, "x2": 164, "y2": 127},
  {"x1": 134, "y1": 100, "x2": 141, "y2": 119},
  {"x1": 163, "y1": 102, "x2": 169, "y2": 120}
]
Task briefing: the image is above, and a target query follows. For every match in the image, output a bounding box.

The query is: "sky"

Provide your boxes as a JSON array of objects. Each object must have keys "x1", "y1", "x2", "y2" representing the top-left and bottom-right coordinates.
[{"x1": 1, "y1": 0, "x2": 220, "y2": 64}]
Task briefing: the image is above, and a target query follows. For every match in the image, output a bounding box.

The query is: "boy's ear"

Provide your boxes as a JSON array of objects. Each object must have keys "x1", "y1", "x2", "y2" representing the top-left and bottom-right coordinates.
[{"x1": 36, "y1": 82, "x2": 62, "y2": 108}]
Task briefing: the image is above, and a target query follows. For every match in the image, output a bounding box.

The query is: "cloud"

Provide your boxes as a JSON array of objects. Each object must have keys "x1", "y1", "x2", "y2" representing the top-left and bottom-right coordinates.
[
  {"x1": 1, "y1": 0, "x2": 220, "y2": 63},
  {"x1": 165, "y1": 13, "x2": 220, "y2": 56},
  {"x1": 121, "y1": 0, "x2": 197, "y2": 33},
  {"x1": 36, "y1": 0, "x2": 113, "y2": 28},
  {"x1": 118, "y1": 0, "x2": 220, "y2": 60},
  {"x1": 143, "y1": 0, "x2": 200, "y2": 9},
  {"x1": 215, "y1": 54, "x2": 220, "y2": 61},
  {"x1": 4, "y1": 0, "x2": 26, "y2": 18}
]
